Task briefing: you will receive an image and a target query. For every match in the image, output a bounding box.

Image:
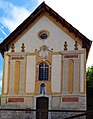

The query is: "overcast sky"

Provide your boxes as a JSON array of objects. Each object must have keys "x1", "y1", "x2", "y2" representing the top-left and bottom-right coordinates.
[{"x1": 0, "y1": 0, "x2": 93, "y2": 92}]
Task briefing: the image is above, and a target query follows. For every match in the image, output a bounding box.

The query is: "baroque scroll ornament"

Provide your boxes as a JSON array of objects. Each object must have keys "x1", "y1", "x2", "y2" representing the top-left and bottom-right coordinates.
[{"x1": 35, "y1": 45, "x2": 53, "y2": 58}]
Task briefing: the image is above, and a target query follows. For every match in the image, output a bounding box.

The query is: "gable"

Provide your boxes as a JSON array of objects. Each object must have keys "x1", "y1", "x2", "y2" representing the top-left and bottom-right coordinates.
[
  {"x1": 9, "y1": 15, "x2": 82, "y2": 53},
  {"x1": 0, "y1": 2, "x2": 92, "y2": 58}
]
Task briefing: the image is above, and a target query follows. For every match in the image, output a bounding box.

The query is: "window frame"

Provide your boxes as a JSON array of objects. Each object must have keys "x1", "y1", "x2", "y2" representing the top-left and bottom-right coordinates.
[
  {"x1": 39, "y1": 62, "x2": 49, "y2": 81},
  {"x1": 36, "y1": 61, "x2": 51, "y2": 81}
]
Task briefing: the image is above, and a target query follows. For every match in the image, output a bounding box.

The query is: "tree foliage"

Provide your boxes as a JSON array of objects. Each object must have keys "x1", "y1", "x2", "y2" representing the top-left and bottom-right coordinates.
[
  {"x1": 86, "y1": 66, "x2": 93, "y2": 88},
  {"x1": 86, "y1": 66, "x2": 93, "y2": 113}
]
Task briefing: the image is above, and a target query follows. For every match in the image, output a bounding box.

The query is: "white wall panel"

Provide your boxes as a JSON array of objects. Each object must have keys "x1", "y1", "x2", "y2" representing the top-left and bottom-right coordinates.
[
  {"x1": 51, "y1": 55, "x2": 61, "y2": 92},
  {"x1": 26, "y1": 56, "x2": 36, "y2": 93},
  {"x1": 80, "y1": 54, "x2": 84, "y2": 93}
]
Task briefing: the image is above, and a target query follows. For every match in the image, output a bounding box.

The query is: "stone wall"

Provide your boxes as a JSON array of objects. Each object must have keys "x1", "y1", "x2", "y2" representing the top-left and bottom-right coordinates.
[
  {"x1": 0, "y1": 95, "x2": 86, "y2": 119},
  {"x1": 51, "y1": 112, "x2": 86, "y2": 119},
  {"x1": 0, "y1": 104, "x2": 34, "y2": 119},
  {"x1": 51, "y1": 95, "x2": 86, "y2": 110},
  {"x1": 0, "y1": 103, "x2": 86, "y2": 119}
]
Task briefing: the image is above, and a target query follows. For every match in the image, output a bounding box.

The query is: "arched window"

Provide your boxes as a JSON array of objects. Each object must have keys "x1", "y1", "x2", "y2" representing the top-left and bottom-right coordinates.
[{"x1": 39, "y1": 62, "x2": 49, "y2": 81}]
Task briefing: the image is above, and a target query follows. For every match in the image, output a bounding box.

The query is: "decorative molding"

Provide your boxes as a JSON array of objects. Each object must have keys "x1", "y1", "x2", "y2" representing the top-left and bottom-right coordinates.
[
  {"x1": 62, "y1": 97, "x2": 79, "y2": 102},
  {"x1": 38, "y1": 30, "x2": 50, "y2": 40},
  {"x1": 64, "y1": 55, "x2": 78, "y2": 58},
  {"x1": 64, "y1": 41, "x2": 68, "y2": 50},
  {"x1": 35, "y1": 45, "x2": 53, "y2": 58},
  {"x1": 8, "y1": 52, "x2": 28, "y2": 56},
  {"x1": 8, "y1": 98, "x2": 24, "y2": 102},
  {"x1": 36, "y1": 60, "x2": 51, "y2": 82},
  {"x1": 11, "y1": 44, "x2": 15, "y2": 52},
  {"x1": 12, "y1": 56, "x2": 24, "y2": 60},
  {"x1": 74, "y1": 41, "x2": 78, "y2": 50},
  {"x1": 60, "y1": 50, "x2": 84, "y2": 55},
  {"x1": 8, "y1": 52, "x2": 27, "y2": 61},
  {"x1": 21, "y1": 43, "x2": 25, "y2": 52}
]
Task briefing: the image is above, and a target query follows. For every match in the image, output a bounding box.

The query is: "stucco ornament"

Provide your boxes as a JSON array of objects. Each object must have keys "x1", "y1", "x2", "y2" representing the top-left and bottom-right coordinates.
[{"x1": 35, "y1": 45, "x2": 53, "y2": 58}]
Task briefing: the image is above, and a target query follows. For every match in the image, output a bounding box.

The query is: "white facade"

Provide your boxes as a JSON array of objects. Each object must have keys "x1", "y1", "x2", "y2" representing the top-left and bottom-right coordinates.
[
  {"x1": 1, "y1": 4, "x2": 90, "y2": 118},
  {"x1": 9, "y1": 16, "x2": 82, "y2": 53}
]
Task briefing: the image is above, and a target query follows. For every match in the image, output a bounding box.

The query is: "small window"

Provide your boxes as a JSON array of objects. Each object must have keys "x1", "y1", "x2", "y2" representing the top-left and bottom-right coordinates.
[
  {"x1": 39, "y1": 62, "x2": 49, "y2": 81},
  {"x1": 38, "y1": 30, "x2": 50, "y2": 40},
  {"x1": 39, "y1": 33, "x2": 48, "y2": 39}
]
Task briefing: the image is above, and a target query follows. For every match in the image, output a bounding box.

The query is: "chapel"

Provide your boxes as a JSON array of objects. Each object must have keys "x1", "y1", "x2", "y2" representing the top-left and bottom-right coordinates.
[{"x1": 0, "y1": 2, "x2": 92, "y2": 119}]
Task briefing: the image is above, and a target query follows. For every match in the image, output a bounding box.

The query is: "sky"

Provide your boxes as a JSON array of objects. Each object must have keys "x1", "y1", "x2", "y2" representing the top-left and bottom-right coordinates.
[{"x1": 0, "y1": 0, "x2": 93, "y2": 93}]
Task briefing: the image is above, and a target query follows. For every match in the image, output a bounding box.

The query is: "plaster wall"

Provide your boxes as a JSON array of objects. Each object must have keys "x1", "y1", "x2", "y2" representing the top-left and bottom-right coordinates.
[
  {"x1": 26, "y1": 56, "x2": 36, "y2": 93},
  {"x1": 9, "y1": 16, "x2": 82, "y2": 53},
  {"x1": 51, "y1": 55, "x2": 61, "y2": 92}
]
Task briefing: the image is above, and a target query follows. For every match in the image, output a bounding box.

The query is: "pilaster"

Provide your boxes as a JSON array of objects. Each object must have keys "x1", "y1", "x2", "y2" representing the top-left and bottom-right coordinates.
[
  {"x1": 8, "y1": 60, "x2": 15, "y2": 95},
  {"x1": 62, "y1": 59, "x2": 68, "y2": 94},
  {"x1": 80, "y1": 54, "x2": 84, "y2": 93},
  {"x1": 73, "y1": 59, "x2": 79, "y2": 94},
  {"x1": 19, "y1": 60, "x2": 25, "y2": 95}
]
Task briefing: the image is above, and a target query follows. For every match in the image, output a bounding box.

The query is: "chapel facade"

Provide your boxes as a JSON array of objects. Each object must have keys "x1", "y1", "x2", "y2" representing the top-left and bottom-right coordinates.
[{"x1": 0, "y1": 2, "x2": 92, "y2": 119}]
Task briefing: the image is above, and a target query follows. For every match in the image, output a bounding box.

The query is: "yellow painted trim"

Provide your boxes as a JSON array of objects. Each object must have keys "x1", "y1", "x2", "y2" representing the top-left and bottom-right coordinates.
[
  {"x1": 2, "y1": 69, "x2": 4, "y2": 95},
  {"x1": 2, "y1": 93, "x2": 8, "y2": 96},
  {"x1": 28, "y1": 51, "x2": 60, "y2": 56},
  {"x1": 68, "y1": 59, "x2": 74, "y2": 94},
  {"x1": 27, "y1": 52, "x2": 37, "y2": 56},
  {"x1": 2, "y1": 52, "x2": 9, "y2": 95},
  {"x1": 7, "y1": 55, "x2": 10, "y2": 94},
  {"x1": 14, "y1": 61, "x2": 20, "y2": 94},
  {"x1": 2, "y1": 53, "x2": 5, "y2": 95},
  {"x1": 51, "y1": 52, "x2": 60, "y2": 55},
  {"x1": 34, "y1": 52, "x2": 52, "y2": 94}
]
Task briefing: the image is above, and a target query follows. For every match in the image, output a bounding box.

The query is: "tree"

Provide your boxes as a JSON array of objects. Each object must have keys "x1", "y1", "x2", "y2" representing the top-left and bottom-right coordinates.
[
  {"x1": 86, "y1": 66, "x2": 93, "y2": 111},
  {"x1": 86, "y1": 66, "x2": 93, "y2": 88}
]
